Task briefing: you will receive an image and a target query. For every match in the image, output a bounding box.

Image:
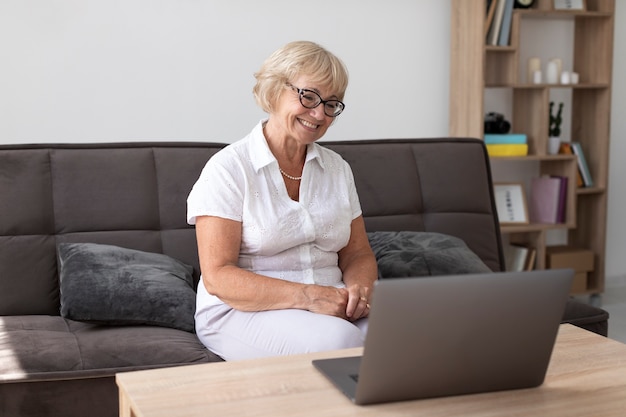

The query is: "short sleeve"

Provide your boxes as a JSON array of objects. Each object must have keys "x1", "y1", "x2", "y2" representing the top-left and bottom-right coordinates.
[
  {"x1": 187, "y1": 153, "x2": 245, "y2": 225},
  {"x1": 344, "y1": 159, "x2": 362, "y2": 221}
]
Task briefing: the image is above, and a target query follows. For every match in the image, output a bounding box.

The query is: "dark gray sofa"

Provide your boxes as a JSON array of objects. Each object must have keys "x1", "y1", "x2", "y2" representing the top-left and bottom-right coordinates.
[{"x1": 0, "y1": 139, "x2": 608, "y2": 417}]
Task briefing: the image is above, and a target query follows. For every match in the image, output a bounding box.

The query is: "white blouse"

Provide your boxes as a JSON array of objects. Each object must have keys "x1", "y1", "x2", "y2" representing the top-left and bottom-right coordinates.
[{"x1": 187, "y1": 120, "x2": 362, "y2": 309}]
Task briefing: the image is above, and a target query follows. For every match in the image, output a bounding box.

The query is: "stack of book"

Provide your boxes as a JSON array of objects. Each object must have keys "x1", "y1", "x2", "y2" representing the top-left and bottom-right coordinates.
[
  {"x1": 485, "y1": 0, "x2": 515, "y2": 46},
  {"x1": 529, "y1": 175, "x2": 568, "y2": 224},
  {"x1": 484, "y1": 133, "x2": 528, "y2": 157}
]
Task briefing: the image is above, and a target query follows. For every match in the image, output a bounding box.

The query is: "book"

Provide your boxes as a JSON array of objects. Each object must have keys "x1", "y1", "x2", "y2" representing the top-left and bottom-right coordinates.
[
  {"x1": 571, "y1": 142, "x2": 594, "y2": 187},
  {"x1": 497, "y1": 0, "x2": 515, "y2": 46},
  {"x1": 487, "y1": 0, "x2": 506, "y2": 46},
  {"x1": 503, "y1": 244, "x2": 530, "y2": 272},
  {"x1": 485, "y1": 0, "x2": 498, "y2": 38},
  {"x1": 558, "y1": 142, "x2": 584, "y2": 187},
  {"x1": 486, "y1": 143, "x2": 528, "y2": 156},
  {"x1": 484, "y1": 133, "x2": 527, "y2": 144},
  {"x1": 524, "y1": 247, "x2": 537, "y2": 271},
  {"x1": 529, "y1": 176, "x2": 561, "y2": 224},
  {"x1": 551, "y1": 175, "x2": 568, "y2": 223}
]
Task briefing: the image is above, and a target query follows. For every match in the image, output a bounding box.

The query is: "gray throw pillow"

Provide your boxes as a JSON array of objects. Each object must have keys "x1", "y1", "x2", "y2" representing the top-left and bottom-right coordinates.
[
  {"x1": 367, "y1": 231, "x2": 492, "y2": 278},
  {"x1": 58, "y1": 243, "x2": 196, "y2": 332}
]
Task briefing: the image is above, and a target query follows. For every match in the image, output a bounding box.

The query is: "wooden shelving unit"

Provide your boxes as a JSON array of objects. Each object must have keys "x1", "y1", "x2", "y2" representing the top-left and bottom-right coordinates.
[{"x1": 450, "y1": 0, "x2": 614, "y2": 297}]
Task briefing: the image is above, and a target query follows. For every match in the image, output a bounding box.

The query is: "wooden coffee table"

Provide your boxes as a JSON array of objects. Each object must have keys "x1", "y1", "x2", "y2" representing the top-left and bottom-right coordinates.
[{"x1": 117, "y1": 324, "x2": 626, "y2": 417}]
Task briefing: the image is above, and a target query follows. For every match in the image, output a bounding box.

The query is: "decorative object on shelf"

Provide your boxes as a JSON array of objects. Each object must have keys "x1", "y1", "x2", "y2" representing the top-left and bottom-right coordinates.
[
  {"x1": 484, "y1": 112, "x2": 510, "y2": 134},
  {"x1": 549, "y1": 101, "x2": 563, "y2": 136},
  {"x1": 548, "y1": 101, "x2": 563, "y2": 154},
  {"x1": 494, "y1": 183, "x2": 529, "y2": 225},
  {"x1": 560, "y1": 70, "x2": 579, "y2": 85},
  {"x1": 546, "y1": 58, "x2": 562, "y2": 84},
  {"x1": 553, "y1": 0, "x2": 586, "y2": 11},
  {"x1": 548, "y1": 136, "x2": 561, "y2": 154},
  {"x1": 527, "y1": 57, "x2": 541, "y2": 84},
  {"x1": 514, "y1": 0, "x2": 535, "y2": 8},
  {"x1": 546, "y1": 61, "x2": 558, "y2": 84}
]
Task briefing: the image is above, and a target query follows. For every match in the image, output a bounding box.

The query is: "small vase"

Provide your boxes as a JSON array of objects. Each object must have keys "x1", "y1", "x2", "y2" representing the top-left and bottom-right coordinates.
[{"x1": 548, "y1": 137, "x2": 561, "y2": 155}]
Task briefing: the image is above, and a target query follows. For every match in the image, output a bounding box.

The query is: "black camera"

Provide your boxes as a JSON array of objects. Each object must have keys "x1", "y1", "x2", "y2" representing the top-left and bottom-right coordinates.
[{"x1": 484, "y1": 112, "x2": 511, "y2": 134}]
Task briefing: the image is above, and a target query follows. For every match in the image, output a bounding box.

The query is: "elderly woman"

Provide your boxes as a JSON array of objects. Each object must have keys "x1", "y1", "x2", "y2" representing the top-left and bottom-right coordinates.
[{"x1": 187, "y1": 40, "x2": 378, "y2": 360}]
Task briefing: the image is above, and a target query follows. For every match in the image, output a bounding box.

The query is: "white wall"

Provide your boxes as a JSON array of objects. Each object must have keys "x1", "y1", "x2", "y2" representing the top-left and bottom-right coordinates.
[
  {"x1": 1, "y1": 1, "x2": 625, "y2": 283},
  {"x1": 0, "y1": 0, "x2": 450, "y2": 143}
]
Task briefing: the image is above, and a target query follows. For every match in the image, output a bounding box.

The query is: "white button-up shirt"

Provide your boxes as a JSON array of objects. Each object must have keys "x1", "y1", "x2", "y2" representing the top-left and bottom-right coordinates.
[{"x1": 187, "y1": 120, "x2": 362, "y2": 308}]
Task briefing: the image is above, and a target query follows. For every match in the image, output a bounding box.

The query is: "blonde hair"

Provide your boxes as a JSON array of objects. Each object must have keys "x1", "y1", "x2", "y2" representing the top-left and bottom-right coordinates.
[{"x1": 253, "y1": 41, "x2": 349, "y2": 114}]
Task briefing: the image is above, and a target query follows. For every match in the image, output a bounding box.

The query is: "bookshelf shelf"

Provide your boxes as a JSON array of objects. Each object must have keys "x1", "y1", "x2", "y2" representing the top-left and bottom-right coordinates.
[
  {"x1": 508, "y1": 84, "x2": 609, "y2": 89},
  {"x1": 486, "y1": 45, "x2": 516, "y2": 52},
  {"x1": 490, "y1": 154, "x2": 575, "y2": 162},
  {"x1": 576, "y1": 186, "x2": 604, "y2": 195},
  {"x1": 516, "y1": 10, "x2": 612, "y2": 19},
  {"x1": 501, "y1": 223, "x2": 573, "y2": 234},
  {"x1": 450, "y1": 0, "x2": 614, "y2": 296}
]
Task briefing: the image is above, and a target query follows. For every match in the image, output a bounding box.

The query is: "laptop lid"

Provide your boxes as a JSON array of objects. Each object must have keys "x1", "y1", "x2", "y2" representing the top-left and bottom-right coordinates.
[{"x1": 313, "y1": 269, "x2": 573, "y2": 405}]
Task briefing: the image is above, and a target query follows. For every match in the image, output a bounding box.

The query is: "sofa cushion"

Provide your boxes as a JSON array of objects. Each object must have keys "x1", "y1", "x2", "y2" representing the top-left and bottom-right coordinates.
[
  {"x1": 368, "y1": 231, "x2": 491, "y2": 278},
  {"x1": 0, "y1": 315, "x2": 220, "y2": 382},
  {"x1": 58, "y1": 243, "x2": 196, "y2": 332}
]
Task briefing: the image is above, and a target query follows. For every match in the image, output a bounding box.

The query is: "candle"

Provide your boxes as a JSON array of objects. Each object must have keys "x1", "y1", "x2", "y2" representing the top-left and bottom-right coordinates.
[
  {"x1": 546, "y1": 60, "x2": 559, "y2": 84},
  {"x1": 527, "y1": 57, "x2": 541, "y2": 84}
]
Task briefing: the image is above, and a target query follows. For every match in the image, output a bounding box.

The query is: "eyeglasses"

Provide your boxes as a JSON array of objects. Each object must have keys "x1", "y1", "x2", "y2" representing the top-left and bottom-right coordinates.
[{"x1": 287, "y1": 84, "x2": 345, "y2": 117}]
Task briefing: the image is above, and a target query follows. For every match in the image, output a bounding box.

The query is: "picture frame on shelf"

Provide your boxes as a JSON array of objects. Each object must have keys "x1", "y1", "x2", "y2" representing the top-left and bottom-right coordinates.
[
  {"x1": 494, "y1": 183, "x2": 529, "y2": 225},
  {"x1": 553, "y1": 0, "x2": 586, "y2": 11}
]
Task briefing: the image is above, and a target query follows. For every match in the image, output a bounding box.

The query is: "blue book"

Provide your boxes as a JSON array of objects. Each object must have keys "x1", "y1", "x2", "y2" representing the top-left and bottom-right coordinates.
[
  {"x1": 498, "y1": 0, "x2": 514, "y2": 46},
  {"x1": 484, "y1": 133, "x2": 527, "y2": 144}
]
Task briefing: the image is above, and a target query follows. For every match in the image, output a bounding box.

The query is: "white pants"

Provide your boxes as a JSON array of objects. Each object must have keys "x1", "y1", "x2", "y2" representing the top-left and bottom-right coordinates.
[{"x1": 196, "y1": 304, "x2": 369, "y2": 361}]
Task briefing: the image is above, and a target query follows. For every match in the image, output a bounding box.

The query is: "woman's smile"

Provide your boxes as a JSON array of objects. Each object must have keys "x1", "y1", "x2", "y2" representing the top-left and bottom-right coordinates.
[{"x1": 297, "y1": 117, "x2": 319, "y2": 131}]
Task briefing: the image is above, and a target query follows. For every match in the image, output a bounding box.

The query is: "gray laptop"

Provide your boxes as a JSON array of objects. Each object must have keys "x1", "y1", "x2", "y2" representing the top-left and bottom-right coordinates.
[{"x1": 313, "y1": 269, "x2": 573, "y2": 405}]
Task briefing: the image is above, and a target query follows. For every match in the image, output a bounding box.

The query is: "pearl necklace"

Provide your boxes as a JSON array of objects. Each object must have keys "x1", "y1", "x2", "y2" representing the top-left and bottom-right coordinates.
[{"x1": 279, "y1": 167, "x2": 302, "y2": 181}]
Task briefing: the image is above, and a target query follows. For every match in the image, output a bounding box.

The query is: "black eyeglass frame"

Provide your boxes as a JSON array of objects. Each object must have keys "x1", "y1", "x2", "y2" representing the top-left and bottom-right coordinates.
[{"x1": 287, "y1": 84, "x2": 345, "y2": 117}]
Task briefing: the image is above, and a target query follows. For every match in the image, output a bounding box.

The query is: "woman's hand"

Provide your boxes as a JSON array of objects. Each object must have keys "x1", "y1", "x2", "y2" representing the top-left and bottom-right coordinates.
[
  {"x1": 301, "y1": 283, "x2": 370, "y2": 321},
  {"x1": 302, "y1": 285, "x2": 351, "y2": 319},
  {"x1": 345, "y1": 283, "x2": 371, "y2": 321},
  {"x1": 338, "y1": 215, "x2": 378, "y2": 321}
]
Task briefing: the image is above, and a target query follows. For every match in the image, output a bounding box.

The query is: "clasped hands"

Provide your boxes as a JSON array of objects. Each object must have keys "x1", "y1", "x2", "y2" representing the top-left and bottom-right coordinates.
[{"x1": 304, "y1": 283, "x2": 371, "y2": 321}]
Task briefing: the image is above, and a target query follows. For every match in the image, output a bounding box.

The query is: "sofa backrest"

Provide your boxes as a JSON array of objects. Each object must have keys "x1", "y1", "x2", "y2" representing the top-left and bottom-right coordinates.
[
  {"x1": 0, "y1": 143, "x2": 225, "y2": 316},
  {"x1": 0, "y1": 138, "x2": 504, "y2": 316},
  {"x1": 325, "y1": 138, "x2": 504, "y2": 272}
]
